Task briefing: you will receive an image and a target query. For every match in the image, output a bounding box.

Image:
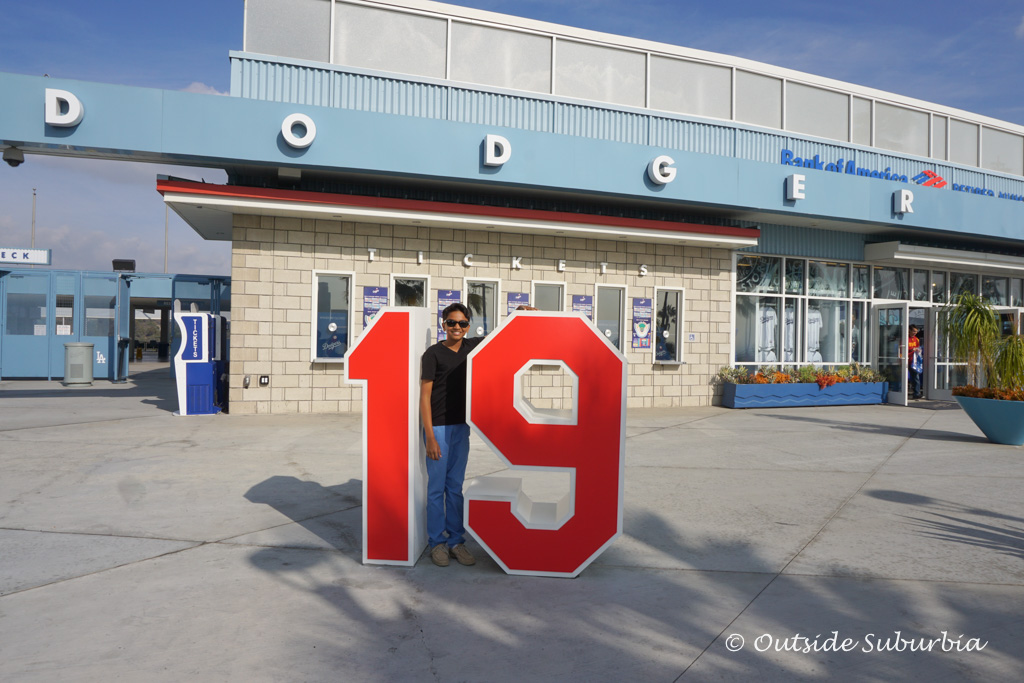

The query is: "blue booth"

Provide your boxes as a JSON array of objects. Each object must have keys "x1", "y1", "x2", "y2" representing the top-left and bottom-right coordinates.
[{"x1": 172, "y1": 300, "x2": 227, "y2": 416}]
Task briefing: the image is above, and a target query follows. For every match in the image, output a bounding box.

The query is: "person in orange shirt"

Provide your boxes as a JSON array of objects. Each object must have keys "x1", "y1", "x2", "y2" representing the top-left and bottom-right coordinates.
[{"x1": 908, "y1": 324, "x2": 923, "y2": 399}]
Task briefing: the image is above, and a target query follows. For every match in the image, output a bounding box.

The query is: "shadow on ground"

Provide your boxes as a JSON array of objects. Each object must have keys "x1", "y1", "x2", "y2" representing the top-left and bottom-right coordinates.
[
  {"x1": 236, "y1": 476, "x2": 1023, "y2": 680},
  {"x1": 760, "y1": 412, "x2": 987, "y2": 444},
  {"x1": 867, "y1": 489, "x2": 1024, "y2": 562},
  {"x1": 0, "y1": 367, "x2": 179, "y2": 414}
]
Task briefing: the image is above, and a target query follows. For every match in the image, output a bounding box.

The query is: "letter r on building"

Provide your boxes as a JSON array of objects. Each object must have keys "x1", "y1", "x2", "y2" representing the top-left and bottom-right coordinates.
[{"x1": 895, "y1": 189, "x2": 914, "y2": 214}]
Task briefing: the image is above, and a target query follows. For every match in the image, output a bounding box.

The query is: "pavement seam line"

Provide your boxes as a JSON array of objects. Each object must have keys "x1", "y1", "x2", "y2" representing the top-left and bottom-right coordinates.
[
  {"x1": 0, "y1": 414, "x2": 167, "y2": 434},
  {"x1": 210, "y1": 504, "x2": 363, "y2": 544},
  {"x1": 0, "y1": 542, "x2": 206, "y2": 599},
  {"x1": 672, "y1": 409, "x2": 939, "y2": 682}
]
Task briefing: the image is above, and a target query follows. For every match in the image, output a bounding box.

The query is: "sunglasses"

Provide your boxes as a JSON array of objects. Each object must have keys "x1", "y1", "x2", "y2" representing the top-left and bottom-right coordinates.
[{"x1": 444, "y1": 319, "x2": 470, "y2": 328}]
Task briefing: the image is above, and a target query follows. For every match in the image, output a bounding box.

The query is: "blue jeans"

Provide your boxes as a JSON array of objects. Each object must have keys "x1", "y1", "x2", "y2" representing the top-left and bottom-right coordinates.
[
  {"x1": 425, "y1": 424, "x2": 470, "y2": 547},
  {"x1": 909, "y1": 369, "x2": 922, "y2": 398}
]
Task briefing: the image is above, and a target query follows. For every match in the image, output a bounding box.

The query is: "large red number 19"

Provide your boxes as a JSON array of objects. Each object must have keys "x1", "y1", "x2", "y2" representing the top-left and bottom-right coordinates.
[{"x1": 345, "y1": 309, "x2": 626, "y2": 577}]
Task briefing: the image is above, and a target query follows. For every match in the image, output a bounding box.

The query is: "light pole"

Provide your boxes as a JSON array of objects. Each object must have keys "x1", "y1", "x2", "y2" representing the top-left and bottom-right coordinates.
[
  {"x1": 164, "y1": 204, "x2": 169, "y2": 273},
  {"x1": 30, "y1": 188, "x2": 36, "y2": 268}
]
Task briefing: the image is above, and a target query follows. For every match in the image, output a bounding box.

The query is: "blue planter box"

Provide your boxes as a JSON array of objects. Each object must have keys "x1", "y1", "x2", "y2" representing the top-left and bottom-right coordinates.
[
  {"x1": 954, "y1": 396, "x2": 1024, "y2": 446},
  {"x1": 721, "y1": 381, "x2": 888, "y2": 409}
]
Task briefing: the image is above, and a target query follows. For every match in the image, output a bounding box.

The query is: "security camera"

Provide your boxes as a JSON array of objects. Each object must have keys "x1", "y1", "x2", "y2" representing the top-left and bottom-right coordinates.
[{"x1": 3, "y1": 147, "x2": 25, "y2": 167}]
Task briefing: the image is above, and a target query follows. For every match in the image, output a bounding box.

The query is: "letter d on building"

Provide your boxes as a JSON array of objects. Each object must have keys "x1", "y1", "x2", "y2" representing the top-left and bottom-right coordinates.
[
  {"x1": 485, "y1": 134, "x2": 512, "y2": 166},
  {"x1": 45, "y1": 89, "x2": 84, "y2": 127}
]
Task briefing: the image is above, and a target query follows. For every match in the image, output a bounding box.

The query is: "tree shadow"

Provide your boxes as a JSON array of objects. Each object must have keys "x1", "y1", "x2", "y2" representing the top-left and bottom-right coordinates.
[
  {"x1": 760, "y1": 412, "x2": 988, "y2": 444},
  {"x1": 236, "y1": 479, "x2": 1024, "y2": 680},
  {"x1": 867, "y1": 489, "x2": 1024, "y2": 562}
]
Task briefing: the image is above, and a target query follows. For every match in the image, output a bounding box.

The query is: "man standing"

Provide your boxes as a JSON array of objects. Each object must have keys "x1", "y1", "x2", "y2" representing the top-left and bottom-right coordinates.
[
  {"x1": 419, "y1": 302, "x2": 482, "y2": 567},
  {"x1": 908, "y1": 324, "x2": 923, "y2": 399}
]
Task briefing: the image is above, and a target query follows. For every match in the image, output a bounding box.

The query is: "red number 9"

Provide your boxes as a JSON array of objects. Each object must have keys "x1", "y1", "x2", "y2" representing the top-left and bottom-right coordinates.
[{"x1": 466, "y1": 312, "x2": 627, "y2": 577}]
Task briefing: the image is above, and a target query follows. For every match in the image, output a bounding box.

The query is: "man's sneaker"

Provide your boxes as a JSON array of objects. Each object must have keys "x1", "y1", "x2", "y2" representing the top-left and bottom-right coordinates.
[
  {"x1": 449, "y1": 543, "x2": 476, "y2": 566},
  {"x1": 430, "y1": 544, "x2": 450, "y2": 567}
]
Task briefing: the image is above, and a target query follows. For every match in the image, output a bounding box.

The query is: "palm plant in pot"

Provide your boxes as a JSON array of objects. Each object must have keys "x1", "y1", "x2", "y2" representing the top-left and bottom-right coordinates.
[{"x1": 941, "y1": 291, "x2": 1024, "y2": 445}]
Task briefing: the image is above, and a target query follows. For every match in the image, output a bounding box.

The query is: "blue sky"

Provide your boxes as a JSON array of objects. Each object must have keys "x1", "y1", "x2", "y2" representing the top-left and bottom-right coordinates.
[{"x1": 2, "y1": 0, "x2": 1023, "y2": 275}]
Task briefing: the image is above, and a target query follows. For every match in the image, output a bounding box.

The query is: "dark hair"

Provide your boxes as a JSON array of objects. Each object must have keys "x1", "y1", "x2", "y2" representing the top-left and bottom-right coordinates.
[{"x1": 442, "y1": 302, "x2": 471, "y2": 320}]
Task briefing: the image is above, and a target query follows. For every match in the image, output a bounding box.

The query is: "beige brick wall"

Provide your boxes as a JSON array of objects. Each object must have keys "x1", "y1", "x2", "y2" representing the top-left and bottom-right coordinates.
[{"x1": 228, "y1": 213, "x2": 732, "y2": 414}]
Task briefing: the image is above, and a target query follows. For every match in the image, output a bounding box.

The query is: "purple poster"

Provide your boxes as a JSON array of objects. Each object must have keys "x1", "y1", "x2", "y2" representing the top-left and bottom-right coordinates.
[
  {"x1": 362, "y1": 286, "x2": 389, "y2": 328},
  {"x1": 632, "y1": 297, "x2": 653, "y2": 349},
  {"x1": 437, "y1": 290, "x2": 462, "y2": 341},
  {"x1": 571, "y1": 294, "x2": 594, "y2": 321},
  {"x1": 507, "y1": 292, "x2": 529, "y2": 316}
]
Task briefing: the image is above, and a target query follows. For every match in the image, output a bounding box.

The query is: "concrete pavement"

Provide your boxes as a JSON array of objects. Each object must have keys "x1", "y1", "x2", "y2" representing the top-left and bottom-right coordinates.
[{"x1": 1, "y1": 366, "x2": 1022, "y2": 681}]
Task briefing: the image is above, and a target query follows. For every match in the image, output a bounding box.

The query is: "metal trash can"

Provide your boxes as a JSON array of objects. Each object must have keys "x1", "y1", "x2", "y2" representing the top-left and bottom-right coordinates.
[{"x1": 63, "y1": 342, "x2": 94, "y2": 386}]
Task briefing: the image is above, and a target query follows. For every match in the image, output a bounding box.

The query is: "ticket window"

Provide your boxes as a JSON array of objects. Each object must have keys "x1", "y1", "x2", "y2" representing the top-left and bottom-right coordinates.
[
  {"x1": 464, "y1": 278, "x2": 500, "y2": 338},
  {"x1": 312, "y1": 271, "x2": 353, "y2": 362},
  {"x1": 532, "y1": 282, "x2": 565, "y2": 311},
  {"x1": 596, "y1": 285, "x2": 626, "y2": 352},
  {"x1": 391, "y1": 275, "x2": 430, "y2": 308},
  {"x1": 654, "y1": 288, "x2": 684, "y2": 363}
]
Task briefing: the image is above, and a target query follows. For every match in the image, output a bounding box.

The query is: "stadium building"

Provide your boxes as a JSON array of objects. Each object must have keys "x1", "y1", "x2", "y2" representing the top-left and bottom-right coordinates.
[{"x1": 3, "y1": 0, "x2": 1023, "y2": 412}]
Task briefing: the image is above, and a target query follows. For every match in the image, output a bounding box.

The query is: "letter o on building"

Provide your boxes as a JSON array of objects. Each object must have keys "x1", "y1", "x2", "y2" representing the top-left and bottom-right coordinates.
[{"x1": 281, "y1": 113, "x2": 317, "y2": 149}]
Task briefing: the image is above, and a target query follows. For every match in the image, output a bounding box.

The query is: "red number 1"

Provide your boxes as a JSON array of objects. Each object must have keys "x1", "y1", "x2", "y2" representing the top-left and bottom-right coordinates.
[{"x1": 345, "y1": 308, "x2": 428, "y2": 564}]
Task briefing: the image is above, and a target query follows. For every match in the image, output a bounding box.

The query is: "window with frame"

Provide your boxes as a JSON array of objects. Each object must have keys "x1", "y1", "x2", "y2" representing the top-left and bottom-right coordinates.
[
  {"x1": 392, "y1": 276, "x2": 428, "y2": 307},
  {"x1": 533, "y1": 282, "x2": 565, "y2": 311},
  {"x1": 736, "y1": 256, "x2": 864, "y2": 369},
  {"x1": 84, "y1": 276, "x2": 117, "y2": 337},
  {"x1": 5, "y1": 274, "x2": 47, "y2": 335},
  {"x1": 465, "y1": 279, "x2": 499, "y2": 338},
  {"x1": 950, "y1": 272, "x2": 978, "y2": 299},
  {"x1": 312, "y1": 272, "x2": 352, "y2": 361},
  {"x1": 595, "y1": 285, "x2": 626, "y2": 351},
  {"x1": 931, "y1": 271, "x2": 947, "y2": 304},
  {"x1": 982, "y1": 276, "x2": 1009, "y2": 306},
  {"x1": 873, "y1": 267, "x2": 909, "y2": 300},
  {"x1": 654, "y1": 288, "x2": 684, "y2": 363}
]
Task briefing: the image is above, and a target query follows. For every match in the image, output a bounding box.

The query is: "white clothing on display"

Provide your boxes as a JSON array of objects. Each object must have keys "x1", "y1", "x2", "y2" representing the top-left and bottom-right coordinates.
[
  {"x1": 807, "y1": 306, "x2": 823, "y2": 363},
  {"x1": 784, "y1": 304, "x2": 796, "y2": 362},
  {"x1": 759, "y1": 304, "x2": 778, "y2": 362}
]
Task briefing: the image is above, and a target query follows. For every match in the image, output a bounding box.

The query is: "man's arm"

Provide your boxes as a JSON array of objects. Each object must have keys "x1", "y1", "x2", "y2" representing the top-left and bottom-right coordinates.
[{"x1": 420, "y1": 380, "x2": 441, "y2": 460}]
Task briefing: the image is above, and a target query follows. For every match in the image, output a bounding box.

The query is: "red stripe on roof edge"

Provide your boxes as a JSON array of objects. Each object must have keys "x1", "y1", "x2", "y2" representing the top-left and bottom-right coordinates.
[{"x1": 157, "y1": 180, "x2": 759, "y2": 239}]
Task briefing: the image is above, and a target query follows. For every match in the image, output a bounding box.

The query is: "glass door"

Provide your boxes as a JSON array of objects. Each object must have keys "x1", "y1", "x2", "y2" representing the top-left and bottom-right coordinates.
[{"x1": 875, "y1": 303, "x2": 909, "y2": 406}]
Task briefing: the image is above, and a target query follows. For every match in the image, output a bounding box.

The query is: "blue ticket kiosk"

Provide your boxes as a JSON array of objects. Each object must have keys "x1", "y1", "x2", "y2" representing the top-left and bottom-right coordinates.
[{"x1": 173, "y1": 300, "x2": 222, "y2": 416}]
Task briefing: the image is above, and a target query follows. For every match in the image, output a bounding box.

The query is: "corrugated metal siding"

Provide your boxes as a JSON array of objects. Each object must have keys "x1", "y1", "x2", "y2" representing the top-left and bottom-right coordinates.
[
  {"x1": 555, "y1": 103, "x2": 647, "y2": 144},
  {"x1": 741, "y1": 224, "x2": 866, "y2": 262},
  {"x1": 449, "y1": 89, "x2": 554, "y2": 131},
  {"x1": 332, "y1": 72, "x2": 447, "y2": 119},
  {"x1": 234, "y1": 58, "x2": 333, "y2": 106},
  {"x1": 986, "y1": 175, "x2": 1024, "y2": 197},
  {"x1": 649, "y1": 118, "x2": 734, "y2": 156},
  {"x1": 229, "y1": 56, "x2": 1024, "y2": 196},
  {"x1": 736, "y1": 129, "x2": 783, "y2": 163},
  {"x1": 787, "y1": 139, "x2": 853, "y2": 165}
]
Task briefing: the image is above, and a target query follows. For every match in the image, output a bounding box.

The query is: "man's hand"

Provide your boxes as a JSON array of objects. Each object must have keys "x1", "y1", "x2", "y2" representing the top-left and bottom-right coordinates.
[{"x1": 425, "y1": 436, "x2": 442, "y2": 461}]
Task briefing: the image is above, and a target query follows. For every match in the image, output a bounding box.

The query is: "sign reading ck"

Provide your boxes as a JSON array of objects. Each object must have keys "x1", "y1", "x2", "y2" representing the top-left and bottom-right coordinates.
[{"x1": 345, "y1": 308, "x2": 627, "y2": 578}]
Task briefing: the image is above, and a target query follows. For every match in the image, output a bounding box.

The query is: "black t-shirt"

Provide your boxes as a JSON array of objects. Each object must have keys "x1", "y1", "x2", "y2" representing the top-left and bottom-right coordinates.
[{"x1": 421, "y1": 337, "x2": 483, "y2": 425}]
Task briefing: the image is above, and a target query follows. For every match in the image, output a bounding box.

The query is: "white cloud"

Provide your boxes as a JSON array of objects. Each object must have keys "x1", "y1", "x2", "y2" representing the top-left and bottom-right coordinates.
[
  {"x1": 1016, "y1": 16, "x2": 1024, "y2": 39},
  {"x1": 0, "y1": 157, "x2": 229, "y2": 275},
  {"x1": 181, "y1": 81, "x2": 228, "y2": 96}
]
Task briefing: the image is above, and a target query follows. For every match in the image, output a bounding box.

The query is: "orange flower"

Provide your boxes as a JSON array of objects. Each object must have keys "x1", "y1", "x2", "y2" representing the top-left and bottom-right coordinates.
[{"x1": 953, "y1": 385, "x2": 1024, "y2": 401}]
